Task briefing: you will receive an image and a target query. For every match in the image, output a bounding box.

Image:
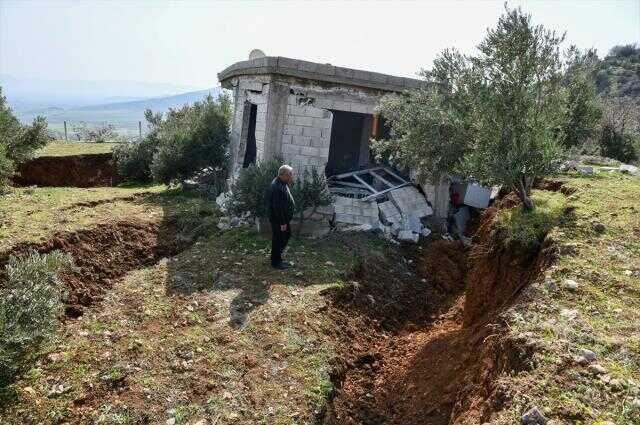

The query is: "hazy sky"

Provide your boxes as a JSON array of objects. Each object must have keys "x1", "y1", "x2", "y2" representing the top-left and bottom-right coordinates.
[{"x1": 1, "y1": 0, "x2": 638, "y2": 88}]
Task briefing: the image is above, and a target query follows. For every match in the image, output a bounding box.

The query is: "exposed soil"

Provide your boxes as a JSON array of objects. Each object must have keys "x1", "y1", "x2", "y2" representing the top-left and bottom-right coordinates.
[
  {"x1": 323, "y1": 198, "x2": 555, "y2": 424},
  {"x1": 0, "y1": 218, "x2": 185, "y2": 318},
  {"x1": 536, "y1": 178, "x2": 577, "y2": 195},
  {"x1": 14, "y1": 153, "x2": 117, "y2": 187}
]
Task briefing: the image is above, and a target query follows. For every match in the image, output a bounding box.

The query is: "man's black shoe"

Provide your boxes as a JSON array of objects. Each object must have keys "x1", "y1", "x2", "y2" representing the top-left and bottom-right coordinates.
[{"x1": 272, "y1": 262, "x2": 289, "y2": 270}]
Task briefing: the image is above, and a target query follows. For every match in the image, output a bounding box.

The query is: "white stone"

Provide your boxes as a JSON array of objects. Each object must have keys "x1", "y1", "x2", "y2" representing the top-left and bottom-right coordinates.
[
  {"x1": 397, "y1": 230, "x2": 419, "y2": 243},
  {"x1": 564, "y1": 279, "x2": 579, "y2": 291},
  {"x1": 620, "y1": 164, "x2": 638, "y2": 175}
]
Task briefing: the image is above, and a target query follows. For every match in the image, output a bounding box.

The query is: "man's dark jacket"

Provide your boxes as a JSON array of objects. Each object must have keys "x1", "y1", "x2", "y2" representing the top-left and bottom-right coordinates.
[{"x1": 267, "y1": 177, "x2": 295, "y2": 225}]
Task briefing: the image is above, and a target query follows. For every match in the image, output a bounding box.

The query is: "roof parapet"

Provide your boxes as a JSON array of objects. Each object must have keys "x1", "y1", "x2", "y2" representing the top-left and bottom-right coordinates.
[{"x1": 218, "y1": 56, "x2": 423, "y2": 92}]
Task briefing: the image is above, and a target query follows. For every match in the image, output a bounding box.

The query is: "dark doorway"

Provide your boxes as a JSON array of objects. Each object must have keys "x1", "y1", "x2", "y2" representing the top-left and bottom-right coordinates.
[
  {"x1": 326, "y1": 110, "x2": 372, "y2": 176},
  {"x1": 242, "y1": 104, "x2": 258, "y2": 168}
]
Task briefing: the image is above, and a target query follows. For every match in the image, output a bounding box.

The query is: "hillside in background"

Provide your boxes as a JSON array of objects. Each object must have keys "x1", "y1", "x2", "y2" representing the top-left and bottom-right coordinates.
[
  {"x1": 14, "y1": 87, "x2": 223, "y2": 137},
  {"x1": 596, "y1": 44, "x2": 640, "y2": 99}
]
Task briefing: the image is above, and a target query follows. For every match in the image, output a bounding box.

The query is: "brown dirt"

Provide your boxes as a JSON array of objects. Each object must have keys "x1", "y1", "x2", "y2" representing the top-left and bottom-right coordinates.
[
  {"x1": 0, "y1": 218, "x2": 184, "y2": 318},
  {"x1": 14, "y1": 153, "x2": 117, "y2": 187},
  {"x1": 419, "y1": 240, "x2": 468, "y2": 293},
  {"x1": 324, "y1": 197, "x2": 555, "y2": 425},
  {"x1": 536, "y1": 178, "x2": 577, "y2": 195}
]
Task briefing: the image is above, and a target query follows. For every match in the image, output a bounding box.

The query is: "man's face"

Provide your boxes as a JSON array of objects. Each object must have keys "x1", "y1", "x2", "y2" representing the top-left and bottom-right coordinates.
[{"x1": 284, "y1": 171, "x2": 293, "y2": 184}]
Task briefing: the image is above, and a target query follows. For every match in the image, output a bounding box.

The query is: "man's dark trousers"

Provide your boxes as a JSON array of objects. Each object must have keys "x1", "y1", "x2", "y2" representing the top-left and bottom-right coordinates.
[{"x1": 270, "y1": 220, "x2": 291, "y2": 267}]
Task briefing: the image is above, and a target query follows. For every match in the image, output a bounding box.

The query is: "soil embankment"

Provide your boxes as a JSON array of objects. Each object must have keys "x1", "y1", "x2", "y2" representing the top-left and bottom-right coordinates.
[
  {"x1": 324, "y1": 198, "x2": 556, "y2": 424},
  {"x1": 14, "y1": 153, "x2": 117, "y2": 187},
  {"x1": 0, "y1": 219, "x2": 186, "y2": 318}
]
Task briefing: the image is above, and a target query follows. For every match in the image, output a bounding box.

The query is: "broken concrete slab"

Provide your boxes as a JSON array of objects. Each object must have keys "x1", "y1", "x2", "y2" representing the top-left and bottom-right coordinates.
[
  {"x1": 462, "y1": 183, "x2": 491, "y2": 209},
  {"x1": 388, "y1": 186, "x2": 433, "y2": 218},
  {"x1": 378, "y1": 200, "x2": 402, "y2": 224}
]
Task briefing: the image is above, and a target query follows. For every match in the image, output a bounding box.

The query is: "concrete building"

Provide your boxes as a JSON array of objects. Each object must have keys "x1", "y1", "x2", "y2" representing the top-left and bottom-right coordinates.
[{"x1": 218, "y1": 53, "x2": 423, "y2": 177}]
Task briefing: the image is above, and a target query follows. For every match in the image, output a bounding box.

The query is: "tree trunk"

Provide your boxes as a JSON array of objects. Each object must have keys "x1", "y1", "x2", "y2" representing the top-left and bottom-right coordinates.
[{"x1": 516, "y1": 179, "x2": 535, "y2": 211}]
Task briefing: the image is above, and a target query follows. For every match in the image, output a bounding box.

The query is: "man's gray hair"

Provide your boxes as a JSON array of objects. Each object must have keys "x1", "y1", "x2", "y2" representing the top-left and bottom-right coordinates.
[{"x1": 278, "y1": 164, "x2": 293, "y2": 176}]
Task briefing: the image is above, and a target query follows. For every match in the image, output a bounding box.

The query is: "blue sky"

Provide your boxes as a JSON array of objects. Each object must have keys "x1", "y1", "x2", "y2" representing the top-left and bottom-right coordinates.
[{"x1": 1, "y1": 0, "x2": 638, "y2": 88}]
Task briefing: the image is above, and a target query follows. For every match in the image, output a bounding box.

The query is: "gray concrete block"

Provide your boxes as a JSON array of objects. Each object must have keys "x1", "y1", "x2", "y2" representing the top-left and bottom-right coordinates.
[{"x1": 294, "y1": 116, "x2": 314, "y2": 126}]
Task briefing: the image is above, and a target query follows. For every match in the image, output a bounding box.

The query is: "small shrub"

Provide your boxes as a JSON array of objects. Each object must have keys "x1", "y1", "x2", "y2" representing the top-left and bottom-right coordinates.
[
  {"x1": 599, "y1": 125, "x2": 638, "y2": 163},
  {"x1": 112, "y1": 135, "x2": 158, "y2": 183},
  {"x1": 0, "y1": 250, "x2": 74, "y2": 390},
  {"x1": 290, "y1": 167, "x2": 333, "y2": 233},
  {"x1": 228, "y1": 158, "x2": 281, "y2": 219},
  {"x1": 150, "y1": 95, "x2": 231, "y2": 184}
]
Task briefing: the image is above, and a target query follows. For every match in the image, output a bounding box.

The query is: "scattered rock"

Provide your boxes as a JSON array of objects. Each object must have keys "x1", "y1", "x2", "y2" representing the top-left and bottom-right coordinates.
[
  {"x1": 579, "y1": 349, "x2": 596, "y2": 362},
  {"x1": 591, "y1": 222, "x2": 606, "y2": 233},
  {"x1": 521, "y1": 406, "x2": 548, "y2": 424},
  {"x1": 47, "y1": 384, "x2": 71, "y2": 398},
  {"x1": 574, "y1": 355, "x2": 589, "y2": 366},
  {"x1": 588, "y1": 363, "x2": 607, "y2": 375},
  {"x1": 631, "y1": 398, "x2": 640, "y2": 408},
  {"x1": 577, "y1": 166, "x2": 594, "y2": 175},
  {"x1": 563, "y1": 279, "x2": 579, "y2": 291},
  {"x1": 544, "y1": 277, "x2": 558, "y2": 292},
  {"x1": 166, "y1": 418, "x2": 176, "y2": 425},
  {"x1": 620, "y1": 164, "x2": 638, "y2": 175},
  {"x1": 560, "y1": 308, "x2": 578, "y2": 320},
  {"x1": 325, "y1": 261, "x2": 335, "y2": 267}
]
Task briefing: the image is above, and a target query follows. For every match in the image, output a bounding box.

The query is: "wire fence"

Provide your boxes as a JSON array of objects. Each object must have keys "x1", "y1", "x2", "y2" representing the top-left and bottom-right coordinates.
[{"x1": 46, "y1": 120, "x2": 148, "y2": 143}]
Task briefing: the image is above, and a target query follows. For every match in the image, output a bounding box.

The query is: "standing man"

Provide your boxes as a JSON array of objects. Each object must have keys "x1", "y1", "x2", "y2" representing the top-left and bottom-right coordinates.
[{"x1": 267, "y1": 165, "x2": 295, "y2": 270}]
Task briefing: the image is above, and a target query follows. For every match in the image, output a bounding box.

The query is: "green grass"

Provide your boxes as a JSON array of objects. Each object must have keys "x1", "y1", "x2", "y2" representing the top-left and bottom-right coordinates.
[
  {"x1": 495, "y1": 190, "x2": 567, "y2": 248},
  {"x1": 36, "y1": 141, "x2": 122, "y2": 157},
  {"x1": 493, "y1": 171, "x2": 640, "y2": 424}
]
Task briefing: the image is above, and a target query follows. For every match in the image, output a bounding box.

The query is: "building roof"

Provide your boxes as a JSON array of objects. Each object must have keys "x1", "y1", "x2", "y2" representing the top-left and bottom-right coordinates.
[{"x1": 218, "y1": 56, "x2": 423, "y2": 92}]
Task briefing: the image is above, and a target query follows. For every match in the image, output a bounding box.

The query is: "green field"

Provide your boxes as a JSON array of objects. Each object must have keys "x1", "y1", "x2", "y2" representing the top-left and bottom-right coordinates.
[{"x1": 36, "y1": 141, "x2": 123, "y2": 157}]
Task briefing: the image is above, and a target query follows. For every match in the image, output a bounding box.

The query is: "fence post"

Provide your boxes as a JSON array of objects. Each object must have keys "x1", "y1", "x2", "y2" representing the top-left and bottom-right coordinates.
[
  {"x1": 64, "y1": 121, "x2": 68, "y2": 141},
  {"x1": 138, "y1": 121, "x2": 142, "y2": 140}
]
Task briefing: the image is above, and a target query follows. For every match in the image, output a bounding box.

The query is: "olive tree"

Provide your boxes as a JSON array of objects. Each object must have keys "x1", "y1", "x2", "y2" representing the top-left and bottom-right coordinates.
[
  {"x1": 373, "y1": 49, "x2": 475, "y2": 217},
  {"x1": 466, "y1": 7, "x2": 566, "y2": 210}
]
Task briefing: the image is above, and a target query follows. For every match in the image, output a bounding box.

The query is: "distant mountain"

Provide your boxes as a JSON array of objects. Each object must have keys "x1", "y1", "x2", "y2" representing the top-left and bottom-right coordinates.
[
  {"x1": 77, "y1": 88, "x2": 223, "y2": 113},
  {"x1": 0, "y1": 74, "x2": 206, "y2": 111},
  {"x1": 14, "y1": 87, "x2": 224, "y2": 137}
]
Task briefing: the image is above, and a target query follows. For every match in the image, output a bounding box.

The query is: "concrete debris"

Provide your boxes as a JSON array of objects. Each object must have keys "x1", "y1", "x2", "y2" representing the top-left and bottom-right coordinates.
[
  {"x1": 521, "y1": 406, "x2": 548, "y2": 424},
  {"x1": 378, "y1": 200, "x2": 402, "y2": 224},
  {"x1": 341, "y1": 223, "x2": 374, "y2": 233},
  {"x1": 620, "y1": 164, "x2": 638, "y2": 175},
  {"x1": 216, "y1": 191, "x2": 230, "y2": 211},
  {"x1": 421, "y1": 227, "x2": 432, "y2": 237},
  {"x1": 397, "y1": 230, "x2": 419, "y2": 243},
  {"x1": 460, "y1": 183, "x2": 491, "y2": 209},
  {"x1": 388, "y1": 186, "x2": 433, "y2": 218},
  {"x1": 577, "y1": 166, "x2": 594, "y2": 175},
  {"x1": 333, "y1": 196, "x2": 380, "y2": 226}
]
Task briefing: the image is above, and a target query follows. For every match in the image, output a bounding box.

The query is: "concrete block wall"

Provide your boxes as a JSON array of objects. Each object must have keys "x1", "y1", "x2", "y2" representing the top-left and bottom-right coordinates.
[
  {"x1": 281, "y1": 95, "x2": 332, "y2": 172},
  {"x1": 333, "y1": 196, "x2": 380, "y2": 226}
]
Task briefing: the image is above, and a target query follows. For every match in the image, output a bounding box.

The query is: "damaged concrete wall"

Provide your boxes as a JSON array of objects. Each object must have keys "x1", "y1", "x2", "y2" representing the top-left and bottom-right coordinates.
[{"x1": 227, "y1": 74, "x2": 382, "y2": 175}]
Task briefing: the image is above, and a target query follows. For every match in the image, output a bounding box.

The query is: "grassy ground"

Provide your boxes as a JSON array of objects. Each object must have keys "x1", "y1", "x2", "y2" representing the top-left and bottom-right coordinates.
[
  {"x1": 1, "y1": 169, "x2": 639, "y2": 424},
  {"x1": 3, "y1": 226, "x2": 383, "y2": 424},
  {"x1": 36, "y1": 141, "x2": 122, "y2": 157},
  {"x1": 0, "y1": 184, "x2": 223, "y2": 252},
  {"x1": 494, "y1": 171, "x2": 640, "y2": 424}
]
